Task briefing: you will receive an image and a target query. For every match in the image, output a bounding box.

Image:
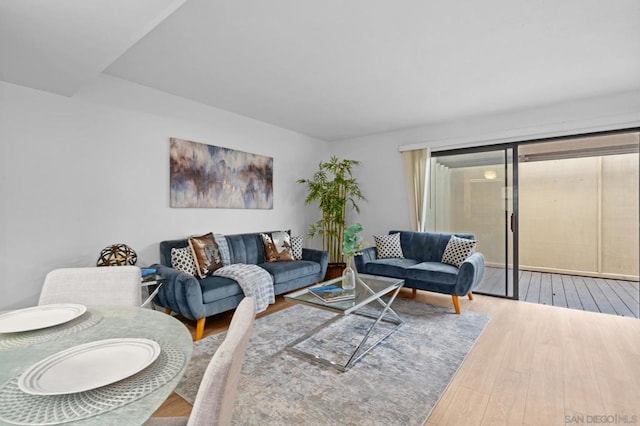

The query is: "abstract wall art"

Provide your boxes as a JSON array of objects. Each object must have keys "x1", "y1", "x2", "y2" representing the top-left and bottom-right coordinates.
[{"x1": 170, "y1": 138, "x2": 273, "y2": 209}]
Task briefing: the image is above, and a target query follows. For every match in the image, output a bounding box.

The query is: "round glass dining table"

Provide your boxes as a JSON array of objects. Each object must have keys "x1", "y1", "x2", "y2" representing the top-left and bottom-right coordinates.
[{"x1": 0, "y1": 305, "x2": 192, "y2": 425}]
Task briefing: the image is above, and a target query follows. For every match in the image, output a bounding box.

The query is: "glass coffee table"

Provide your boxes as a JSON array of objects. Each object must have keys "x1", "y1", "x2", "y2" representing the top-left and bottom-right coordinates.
[{"x1": 284, "y1": 273, "x2": 404, "y2": 372}]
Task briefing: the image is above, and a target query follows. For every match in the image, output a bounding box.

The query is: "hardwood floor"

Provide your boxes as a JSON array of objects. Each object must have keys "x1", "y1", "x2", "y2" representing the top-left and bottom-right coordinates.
[
  {"x1": 154, "y1": 290, "x2": 640, "y2": 425},
  {"x1": 477, "y1": 267, "x2": 640, "y2": 318}
]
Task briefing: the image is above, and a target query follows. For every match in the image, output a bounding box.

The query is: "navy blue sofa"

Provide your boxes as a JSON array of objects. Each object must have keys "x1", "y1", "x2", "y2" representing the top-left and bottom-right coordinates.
[
  {"x1": 153, "y1": 231, "x2": 328, "y2": 340},
  {"x1": 355, "y1": 230, "x2": 485, "y2": 314}
]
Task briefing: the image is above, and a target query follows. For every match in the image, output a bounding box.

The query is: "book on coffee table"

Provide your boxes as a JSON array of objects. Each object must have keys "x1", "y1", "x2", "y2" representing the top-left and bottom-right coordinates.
[{"x1": 308, "y1": 284, "x2": 355, "y2": 303}]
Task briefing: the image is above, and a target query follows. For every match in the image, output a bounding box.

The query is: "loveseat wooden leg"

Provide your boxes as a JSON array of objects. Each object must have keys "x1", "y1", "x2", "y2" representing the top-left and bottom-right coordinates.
[
  {"x1": 451, "y1": 295, "x2": 461, "y2": 314},
  {"x1": 164, "y1": 308, "x2": 171, "y2": 315},
  {"x1": 468, "y1": 292, "x2": 474, "y2": 300},
  {"x1": 412, "y1": 288, "x2": 417, "y2": 298},
  {"x1": 195, "y1": 317, "x2": 206, "y2": 341}
]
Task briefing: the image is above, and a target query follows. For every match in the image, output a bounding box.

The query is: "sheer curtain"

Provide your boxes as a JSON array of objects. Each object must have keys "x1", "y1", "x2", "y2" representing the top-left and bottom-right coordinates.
[{"x1": 402, "y1": 148, "x2": 430, "y2": 231}]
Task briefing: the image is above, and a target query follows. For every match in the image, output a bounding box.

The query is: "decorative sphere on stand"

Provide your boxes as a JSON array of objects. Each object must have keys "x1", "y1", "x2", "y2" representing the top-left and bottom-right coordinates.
[{"x1": 97, "y1": 243, "x2": 137, "y2": 266}]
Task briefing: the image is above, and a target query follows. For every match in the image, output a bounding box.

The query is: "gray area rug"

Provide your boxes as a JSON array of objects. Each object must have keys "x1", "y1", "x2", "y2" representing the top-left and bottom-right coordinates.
[{"x1": 175, "y1": 298, "x2": 491, "y2": 426}]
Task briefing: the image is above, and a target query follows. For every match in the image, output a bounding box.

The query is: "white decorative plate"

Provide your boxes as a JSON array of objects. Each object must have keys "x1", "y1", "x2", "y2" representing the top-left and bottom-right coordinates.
[
  {"x1": 0, "y1": 304, "x2": 87, "y2": 333},
  {"x1": 18, "y1": 338, "x2": 161, "y2": 395}
]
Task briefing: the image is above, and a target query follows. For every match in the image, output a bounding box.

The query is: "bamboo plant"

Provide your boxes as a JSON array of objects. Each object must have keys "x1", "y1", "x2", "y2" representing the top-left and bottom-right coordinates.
[{"x1": 297, "y1": 156, "x2": 365, "y2": 264}]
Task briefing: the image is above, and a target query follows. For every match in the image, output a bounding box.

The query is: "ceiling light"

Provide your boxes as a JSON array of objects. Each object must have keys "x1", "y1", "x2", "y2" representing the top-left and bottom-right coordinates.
[{"x1": 484, "y1": 170, "x2": 497, "y2": 180}]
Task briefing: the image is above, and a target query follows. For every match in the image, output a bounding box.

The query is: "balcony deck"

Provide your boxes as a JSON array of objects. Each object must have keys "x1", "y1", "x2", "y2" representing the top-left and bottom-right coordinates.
[{"x1": 476, "y1": 267, "x2": 639, "y2": 318}]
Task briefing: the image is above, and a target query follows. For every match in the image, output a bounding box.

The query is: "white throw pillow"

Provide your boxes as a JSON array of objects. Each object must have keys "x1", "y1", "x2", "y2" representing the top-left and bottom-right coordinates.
[
  {"x1": 441, "y1": 235, "x2": 477, "y2": 268},
  {"x1": 373, "y1": 233, "x2": 404, "y2": 259},
  {"x1": 171, "y1": 246, "x2": 197, "y2": 276}
]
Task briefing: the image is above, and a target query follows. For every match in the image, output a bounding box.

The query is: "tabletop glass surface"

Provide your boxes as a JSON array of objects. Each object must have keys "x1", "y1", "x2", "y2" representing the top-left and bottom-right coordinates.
[{"x1": 285, "y1": 273, "x2": 404, "y2": 313}]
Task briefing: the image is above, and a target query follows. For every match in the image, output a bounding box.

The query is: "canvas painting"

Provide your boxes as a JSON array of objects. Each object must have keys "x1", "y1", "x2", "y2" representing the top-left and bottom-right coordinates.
[{"x1": 170, "y1": 138, "x2": 273, "y2": 209}]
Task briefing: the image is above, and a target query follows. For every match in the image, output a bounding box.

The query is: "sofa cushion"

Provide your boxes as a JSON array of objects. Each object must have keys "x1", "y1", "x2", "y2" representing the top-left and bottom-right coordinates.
[
  {"x1": 390, "y1": 230, "x2": 475, "y2": 262},
  {"x1": 200, "y1": 276, "x2": 243, "y2": 304},
  {"x1": 259, "y1": 260, "x2": 321, "y2": 284},
  {"x1": 226, "y1": 233, "x2": 265, "y2": 264},
  {"x1": 363, "y1": 258, "x2": 420, "y2": 278},
  {"x1": 441, "y1": 235, "x2": 477, "y2": 268},
  {"x1": 406, "y1": 262, "x2": 459, "y2": 284},
  {"x1": 374, "y1": 233, "x2": 404, "y2": 259}
]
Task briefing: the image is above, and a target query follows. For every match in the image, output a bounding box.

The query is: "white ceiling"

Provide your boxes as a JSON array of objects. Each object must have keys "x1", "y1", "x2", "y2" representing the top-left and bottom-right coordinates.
[
  {"x1": 2, "y1": 0, "x2": 639, "y2": 141},
  {"x1": 0, "y1": 0, "x2": 187, "y2": 96}
]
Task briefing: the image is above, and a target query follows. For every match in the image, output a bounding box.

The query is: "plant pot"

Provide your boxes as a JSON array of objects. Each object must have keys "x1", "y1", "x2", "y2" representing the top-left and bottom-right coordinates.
[{"x1": 324, "y1": 262, "x2": 346, "y2": 281}]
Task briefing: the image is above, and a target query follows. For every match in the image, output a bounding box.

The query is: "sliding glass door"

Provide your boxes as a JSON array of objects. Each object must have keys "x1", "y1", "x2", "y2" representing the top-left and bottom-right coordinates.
[
  {"x1": 428, "y1": 147, "x2": 517, "y2": 298},
  {"x1": 426, "y1": 129, "x2": 639, "y2": 316}
]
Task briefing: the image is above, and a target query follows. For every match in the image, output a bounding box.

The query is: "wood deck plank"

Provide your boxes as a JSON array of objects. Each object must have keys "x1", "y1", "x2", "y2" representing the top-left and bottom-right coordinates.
[
  {"x1": 617, "y1": 280, "x2": 640, "y2": 304},
  {"x1": 489, "y1": 270, "x2": 503, "y2": 294},
  {"x1": 551, "y1": 274, "x2": 567, "y2": 308},
  {"x1": 476, "y1": 267, "x2": 494, "y2": 293},
  {"x1": 595, "y1": 278, "x2": 636, "y2": 317},
  {"x1": 609, "y1": 281, "x2": 640, "y2": 317},
  {"x1": 581, "y1": 277, "x2": 619, "y2": 315},
  {"x1": 525, "y1": 272, "x2": 541, "y2": 303},
  {"x1": 476, "y1": 267, "x2": 521, "y2": 297},
  {"x1": 572, "y1": 276, "x2": 601, "y2": 313},
  {"x1": 538, "y1": 273, "x2": 553, "y2": 306},
  {"x1": 561, "y1": 275, "x2": 583, "y2": 310},
  {"x1": 519, "y1": 271, "x2": 532, "y2": 300},
  {"x1": 481, "y1": 267, "x2": 638, "y2": 318},
  {"x1": 477, "y1": 266, "x2": 504, "y2": 295}
]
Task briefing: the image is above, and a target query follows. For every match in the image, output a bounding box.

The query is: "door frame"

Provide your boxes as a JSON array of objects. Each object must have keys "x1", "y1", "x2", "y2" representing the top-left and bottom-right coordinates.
[{"x1": 431, "y1": 144, "x2": 519, "y2": 300}]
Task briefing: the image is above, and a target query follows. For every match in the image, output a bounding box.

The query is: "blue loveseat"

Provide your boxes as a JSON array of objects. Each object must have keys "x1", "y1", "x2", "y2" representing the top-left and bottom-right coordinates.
[
  {"x1": 355, "y1": 230, "x2": 485, "y2": 313},
  {"x1": 152, "y1": 231, "x2": 328, "y2": 340}
]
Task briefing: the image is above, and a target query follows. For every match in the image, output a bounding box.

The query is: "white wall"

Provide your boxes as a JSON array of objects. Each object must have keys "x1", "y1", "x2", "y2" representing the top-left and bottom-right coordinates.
[
  {"x1": 2, "y1": 79, "x2": 639, "y2": 309},
  {"x1": 396, "y1": 90, "x2": 640, "y2": 151},
  {"x1": 331, "y1": 91, "x2": 640, "y2": 241},
  {"x1": 519, "y1": 154, "x2": 639, "y2": 279},
  {"x1": 0, "y1": 77, "x2": 328, "y2": 310},
  {"x1": 327, "y1": 137, "x2": 410, "y2": 241}
]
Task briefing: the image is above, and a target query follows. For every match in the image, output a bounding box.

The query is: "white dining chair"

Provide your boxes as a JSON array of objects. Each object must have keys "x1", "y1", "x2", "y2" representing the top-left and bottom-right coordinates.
[
  {"x1": 38, "y1": 266, "x2": 142, "y2": 306},
  {"x1": 145, "y1": 296, "x2": 256, "y2": 426}
]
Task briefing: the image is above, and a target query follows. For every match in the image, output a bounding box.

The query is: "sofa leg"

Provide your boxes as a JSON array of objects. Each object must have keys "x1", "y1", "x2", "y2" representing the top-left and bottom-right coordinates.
[
  {"x1": 195, "y1": 317, "x2": 206, "y2": 341},
  {"x1": 412, "y1": 288, "x2": 417, "y2": 298},
  {"x1": 451, "y1": 295, "x2": 461, "y2": 314},
  {"x1": 164, "y1": 308, "x2": 171, "y2": 315},
  {"x1": 468, "y1": 292, "x2": 474, "y2": 300}
]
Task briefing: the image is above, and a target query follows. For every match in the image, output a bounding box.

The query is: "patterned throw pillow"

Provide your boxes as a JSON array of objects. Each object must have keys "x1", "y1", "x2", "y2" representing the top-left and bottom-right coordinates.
[
  {"x1": 374, "y1": 233, "x2": 404, "y2": 259},
  {"x1": 291, "y1": 235, "x2": 303, "y2": 260},
  {"x1": 171, "y1": 247, "x2": 197, "y2": 276},
  {"x1": 261, "y1": 231, "x2": 294, "y2": 262},
  {"x1": 441, "y1": 235, "x2": 477, "y2": 268},
  {"x1": 188, "y1": 232, "x2": 224, "y2": 278}
]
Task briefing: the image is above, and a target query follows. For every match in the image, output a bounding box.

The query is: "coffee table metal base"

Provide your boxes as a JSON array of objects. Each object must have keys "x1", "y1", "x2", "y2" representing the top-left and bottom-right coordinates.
[{"x1": 285, "y1": 278, "x2": 404, "y2": 372}]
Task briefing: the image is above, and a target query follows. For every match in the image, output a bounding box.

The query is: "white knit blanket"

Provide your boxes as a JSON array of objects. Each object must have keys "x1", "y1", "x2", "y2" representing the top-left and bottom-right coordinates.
[{"x1": 213, "y1": 264, "x2": 275, "y2": 312}]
